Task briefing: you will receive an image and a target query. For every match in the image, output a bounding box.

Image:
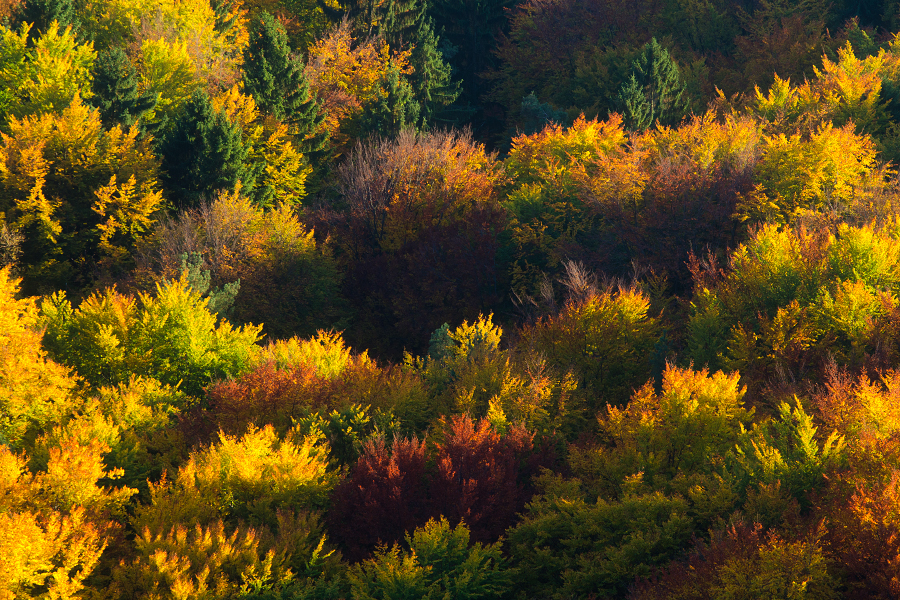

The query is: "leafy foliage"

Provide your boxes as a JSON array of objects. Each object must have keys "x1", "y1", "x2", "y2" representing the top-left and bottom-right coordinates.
[{"x1": 41, "y1": 272, "x2": 261, "y2": 396}]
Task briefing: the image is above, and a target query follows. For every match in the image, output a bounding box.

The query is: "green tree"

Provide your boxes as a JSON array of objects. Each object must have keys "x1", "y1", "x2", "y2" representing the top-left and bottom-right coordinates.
[
  {"x1": 378, "y1": 0, "x2": 458, "y2": 126},
  {"x1": 518, "y1": 91, "x2": 567, "y2": 135},
  {"x1": 13, "y1": 0, "x2": 79, "y2": 42},
  {"x1": 357, "y1": 60, "x2": 419, "y2": 136},
  {"x1": 242, "y1": 12, "x2": 326, "y2": 152},
  {"x1": 90, "y1": 46, "x2": 157, "y2": 130},
  {"x1": 158, "y1": 89, "x2": 250, "y2": 207},
  {"x1": 40, "y1": 273, "x2": 262, "y2": 396},
  {"x1": 406, "y1": 14, "x2": 458, "y2": 125},
  {"x1": 617, "y1": 38, "x2": 686, "y2": 131},
  {"x1": 430, "y1": 0, "x2": 515, "y2": 107}
]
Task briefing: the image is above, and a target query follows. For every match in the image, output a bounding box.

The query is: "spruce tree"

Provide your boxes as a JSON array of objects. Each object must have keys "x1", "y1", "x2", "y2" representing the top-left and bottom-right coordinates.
[
  {"x1": 618, "y1": 74, "x2": 652, "y2": 132},
  {"x1": 158, "y1": 90, "x2": 251, "y2": 207},
  {"x1": 430, "y1": 0, "x2": 515, "y2": 105},
  {"x1": 243, "y1": 12, "x2": 326, "y2": 152},
  {"x1": 358, "y1": 61, "x2": 420, "y2": 136},
  {"x1": 518, "y1": 92, "x2": 566, "y2": 135},
  {"x1": 90, "y1": 47, "x2": 157, "y2": 130},
  {"x1": 407, "y1": 14, "x2": 458, "y2": 125},
  {"x1": 617, "y1": 38, "x2": 686, "y2": 131},
  {"x1": 381, "y1": 0, "x2": 458, "y2": 127},
  {"x1": 14, "y1": 0, "x2": 79, "y2": 42}
]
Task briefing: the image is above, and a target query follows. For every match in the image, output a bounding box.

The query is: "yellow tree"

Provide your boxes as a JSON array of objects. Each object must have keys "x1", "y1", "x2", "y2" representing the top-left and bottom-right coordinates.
[
  {"x1": 0, "y1": 267, "x2": 77, "y2": 450},
  {"x1": 0, "y1": 95, "x2": 163, "y2": 290},
  {"x1": 0, "y1": 22, "x2": 95, "y2": 125},
  {"x1": 0, "y1": 427, "x2": 135, "y2": 600}
]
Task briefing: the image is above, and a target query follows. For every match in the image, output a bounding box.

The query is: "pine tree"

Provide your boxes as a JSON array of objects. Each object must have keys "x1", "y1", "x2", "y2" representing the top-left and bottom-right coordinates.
[
  {"x1": 14, "y1": 0, "x2": 79, "y2": 42},
  {"x1": 242, "y1": 12, "x2": 326, "y2": 153},
  {"x1": 617, "y1": 38, "x2": 686, "y2": 131},
  {"x1": 90, "y1": 47, "x2": 157, "y2": 130},
  {"x1": 158, "y1": 90, "x2": 251, "y2": 207}
]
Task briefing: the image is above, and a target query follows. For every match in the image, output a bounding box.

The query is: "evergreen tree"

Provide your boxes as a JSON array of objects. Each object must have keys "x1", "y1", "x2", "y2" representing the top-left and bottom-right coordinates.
[
  {"x1": 211, "y1": 0, "x2": 239, "y2": 37},
  {"x1": 358, "y1": 61, "x2": 420, "y2": 136},
  {"x1": 618, "y1": 74, "x2": 653, "y2": 132},
  {"x1": 243, "y1": 12, "x2": 326, "y2": 153},
  {"x1": 617, "y1": 38, "x2": 686, "y2": 131},
  {"x1": 316, "y1": 0, "x2": 459, "y2": 128},
  {"x1": 430, "y1": 0, "x2": 515, "y2": 107},
  {"x1": 407, "y1": 14, "x2": 459, "y2": 125},
  {"x1": 90, "y1": 46, "x2": 157, "y2": 131},
  {"x1": 158, "y1": 90, "x2": 251, "y2": 207},
  {"x1": 14, "y1": 0, "x2": 79, "y2": 42},
  {"x1": 518, "y1": 91, "x2": 566, "y2": 135},
  {"x1": 380, "y1": 0, "x2": 458, "y2": 126}
]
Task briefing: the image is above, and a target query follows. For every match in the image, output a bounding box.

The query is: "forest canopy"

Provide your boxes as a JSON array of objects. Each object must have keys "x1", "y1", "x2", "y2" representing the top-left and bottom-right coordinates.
[{"x1": 5, "y1": 0, "x2": 900, "y2": 598}]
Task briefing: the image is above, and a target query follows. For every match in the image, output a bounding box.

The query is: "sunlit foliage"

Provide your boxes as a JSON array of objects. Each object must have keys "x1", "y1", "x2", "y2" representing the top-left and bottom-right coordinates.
[
  {"x1": 41, "y1": 272, "x2": 261, "y2": 396},
  {"x1": 0, "y1": 267, "x2": 76, "y2": 449},
  {"x1": 0, "y1": 95, "x2": 161, "y2": 290}
]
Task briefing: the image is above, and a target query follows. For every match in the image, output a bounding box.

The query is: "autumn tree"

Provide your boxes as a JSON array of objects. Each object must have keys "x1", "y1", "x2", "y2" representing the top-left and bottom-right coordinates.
[
  {"x1": 349, "y1": 518, "x2": 511, "y2": 599},
  {"x1": 41, "y1": 273, "x2": 262, "y2": 396},
  {"x1": 0, "y1": 267, "x2": 77, "y2": 450},
  {"x1": 320, "y1": 127, "x2": 503, "y2": 357},
  {"x1": 139, "y1": 189, "x2": 346, "y2": 339},
  {"x1": 0, "y1": 434, "x2": 135, "y2": 600},
  {"x1": 0, "y1": 95, "x2": 162, "y2": 292},
  {"x1": 0, "y1": 22, "x2": 94, "y2": 125}
]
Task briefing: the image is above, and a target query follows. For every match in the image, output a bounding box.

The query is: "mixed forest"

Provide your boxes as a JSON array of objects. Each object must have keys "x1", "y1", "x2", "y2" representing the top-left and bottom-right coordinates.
[{"x1": 7, "y1": 0, "x2": 900, "y2": 598}]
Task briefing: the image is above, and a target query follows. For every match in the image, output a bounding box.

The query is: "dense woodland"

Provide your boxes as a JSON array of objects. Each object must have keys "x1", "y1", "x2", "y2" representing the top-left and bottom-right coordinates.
[{"x1": 8, "y1": 0, "x2": 900, "y2": 598}]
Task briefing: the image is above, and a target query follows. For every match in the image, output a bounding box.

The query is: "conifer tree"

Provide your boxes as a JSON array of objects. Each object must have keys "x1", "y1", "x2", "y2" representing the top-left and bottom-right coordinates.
[
  {"x1": 14, "y1": 0, "x2": 79, "y2": 42},
  {"x1": 158, "y1": 90, "x2": 250, "y2": 207},
  {"x1": 316, "y1": 0, "x2": 459, "y2": 128},
  {"x1": 407, "y1": 14, "x2": 458, "y2": 125},
  {"x1": 243, "y1": 12, "x2": 326, "y2": 152},
  {"x1": 431, "y1": 0, "x2": 514, "y2": 105},
  {"x1": 518, "y1": 91, "x2": 566, "y2": 135},
  {"x1": 359, "y1": 61, "x2": 420, "y2": 136},
  {"x1": 90, "y1": 47, "x2": 157, "y2": 130},
  {"x1": 381, "y1": 0, "x2": 458, "y2": 126},
  {"x1": 617, "y1": 38, "x2": 686, "y2": 131},
  {"x1": 618, "y1": 74, "x2": 653, "y2": 132}
]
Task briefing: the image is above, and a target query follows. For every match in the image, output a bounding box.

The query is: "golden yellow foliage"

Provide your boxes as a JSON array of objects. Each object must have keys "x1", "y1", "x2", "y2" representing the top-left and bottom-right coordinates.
[
  {"x1": 0, "y1": 267, "x2": 77, "y2": 449},
  {"x1": 305, "y1": 20, "x2": 410, "y2": 153},
  {"x1": 0, "y1": 428, "x2": 135, "y2": 600}
]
